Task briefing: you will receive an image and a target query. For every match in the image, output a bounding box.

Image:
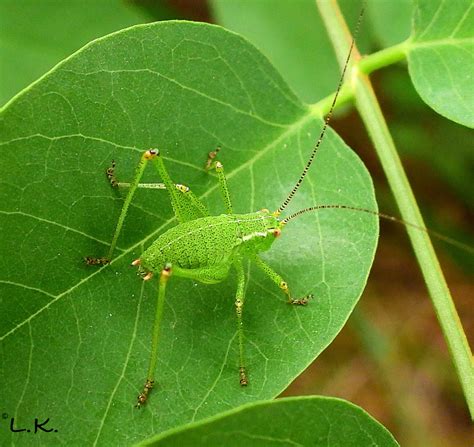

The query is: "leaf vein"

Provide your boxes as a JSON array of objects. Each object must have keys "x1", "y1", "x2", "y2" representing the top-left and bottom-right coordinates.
[
  {"x1": 0, "y1": 210, "x2": 118, "y2": 248},
  {"x1": 62, "y1": 68, "x2": 289, "y2": 129},
  {"x1": 13, "y1": 322, "x2": 34, "y2": 417},
  {"x1": 191, "y1": 332, "x2": 237, "y2": 421},
  {"x1": 93, "y1": 279, "x2": 146, "y2": 445},
  {"x1": 449, "y1": 3, "x2": 473, "y2": 38}
]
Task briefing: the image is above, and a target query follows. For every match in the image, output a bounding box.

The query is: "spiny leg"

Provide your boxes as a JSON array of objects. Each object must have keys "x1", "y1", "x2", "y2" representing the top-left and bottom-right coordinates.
[
  {"x1": 85, "y1": 149, "x2": 208, "y2": 265},
  {"x1": 205, "y1": 147, "x2": 233, "y2": 214},
  {"x1": 136, "y1": 263, "x2": 172, "y2": 408},
  {"x1": 108, "y1": 158, "x2": 185, "y2": 195},
  {"x1": 204, "y1": 146, "x2": 220, "y2": 171},
  {"x1": 252, "y1": 256, "x2": 313, "y2": 305},
  {"x1": 86, "y1": 150, "x2": 157, "y2": 265},
  {"x1": 110, "y1": 151, "x2": 208, "y2": 222},
  {"x1": 110, "y1": 161, "x2": 208, "y2": 219},
  {"x1": 106, "y1": 161, "x2": 118, "y2": 188},
  {"x1": 150, "y1": 151, "x2": 209, "y2": 222},
  {"x1": 233, "y1": 259, "x2": 248, "y2": 386}
]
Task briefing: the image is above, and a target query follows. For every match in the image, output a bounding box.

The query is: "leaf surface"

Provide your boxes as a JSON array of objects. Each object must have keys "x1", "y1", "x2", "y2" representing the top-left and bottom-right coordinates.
[
  {"x1": 0, "y1": 22, "x2": 377, "y2": 445},
  {"x1": 407, "y1": 0, "x2": 474, "y2": 127},
  {"x1": 0, "y1": 0, "x2": 167, "y2": 105},
  {"x1": 139, "y1": 396, "x2": 399, "y2": 447}
]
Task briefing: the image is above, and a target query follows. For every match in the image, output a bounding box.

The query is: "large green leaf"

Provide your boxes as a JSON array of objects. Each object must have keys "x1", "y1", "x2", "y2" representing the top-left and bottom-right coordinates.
[
  {"x1": 0, "y1": 22, "x2": 377, "y2": 445},
  {"x1": 407, "y1": 0, "x2": 474, "y2": 127},
  {"x1": 139, "y1": 396, "x2": 399, "y2": 446}
]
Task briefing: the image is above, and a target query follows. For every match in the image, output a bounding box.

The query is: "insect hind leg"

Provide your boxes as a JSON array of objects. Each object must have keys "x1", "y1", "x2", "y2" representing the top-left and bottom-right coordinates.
[{"x1": 136, "y1": 263, "x2": 172, "y2": 408}]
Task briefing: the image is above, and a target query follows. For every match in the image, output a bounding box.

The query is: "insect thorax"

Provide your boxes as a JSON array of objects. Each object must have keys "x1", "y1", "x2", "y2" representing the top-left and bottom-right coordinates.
[{"x1": 234, "y1": 211, "x2": 281, "y2": 256}]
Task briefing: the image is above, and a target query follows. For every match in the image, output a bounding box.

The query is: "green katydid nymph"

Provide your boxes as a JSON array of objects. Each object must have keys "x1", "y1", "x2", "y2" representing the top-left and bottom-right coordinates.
[{"x1": 85, "y1": 8, "x2": 376, "y2": 408}]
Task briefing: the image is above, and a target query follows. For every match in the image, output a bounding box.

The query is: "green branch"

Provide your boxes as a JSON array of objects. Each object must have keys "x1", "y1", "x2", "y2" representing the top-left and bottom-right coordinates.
[
  {"x1": 310, "y1": 40, "x2": 407, "y2": 116},
  {"x1": 359, "y1": 41, "x2": 408, "y2": 74},
  {"x1": 316, "y1": 0, "x2": 474, "y2": 418}
]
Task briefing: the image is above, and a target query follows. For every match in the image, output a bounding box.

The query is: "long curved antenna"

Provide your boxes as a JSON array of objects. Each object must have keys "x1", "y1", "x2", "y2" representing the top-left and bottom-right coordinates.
[
  {"x1": 275, "y1": 7, "x2": 365, "y2": 216},
  {"x1": 281, "y1": 205, "x2": 474, "y2": 255}
]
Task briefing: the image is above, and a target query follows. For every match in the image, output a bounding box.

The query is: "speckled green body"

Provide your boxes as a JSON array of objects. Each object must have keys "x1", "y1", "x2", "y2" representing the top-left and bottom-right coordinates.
[{"x1": 140, "y1": 210, "x2": 281, "y2": 283}]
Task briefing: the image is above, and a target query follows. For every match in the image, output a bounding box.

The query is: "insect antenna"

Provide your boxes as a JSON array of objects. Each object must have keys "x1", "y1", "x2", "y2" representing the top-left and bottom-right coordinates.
[
  {"x1": 275, "y1": 7, "x2": 365, "y2": 216},
  {"x1": 281, "y1": 205, "x2": 474, "y2": 255}
]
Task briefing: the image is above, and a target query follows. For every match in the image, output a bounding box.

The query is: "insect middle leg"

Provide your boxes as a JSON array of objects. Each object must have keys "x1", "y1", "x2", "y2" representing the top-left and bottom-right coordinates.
[
  {"x1": 252, "y1": 256, "x2": 313, "y2": 305},
  {"x1": 136, "y1": 263, "x2": 172, "y2": 408}
]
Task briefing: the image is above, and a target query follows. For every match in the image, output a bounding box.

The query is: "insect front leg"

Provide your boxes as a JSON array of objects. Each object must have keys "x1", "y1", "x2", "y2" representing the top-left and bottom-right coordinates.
[
  {"x1": 252, "y1": 256, "x2": 313, "y2": 305},
  {"x1": 204, "y1": 146, "x2": 220, "y2": 171},
  {"x1": 233, "y1": 259, "x2": 248, "y2": 386},
  {"x1": 85, "y1": 149, "x2": 209, "y2": 265},
  {"x1": 136, "y1": 263, "x2": 172, "y2": 408},
  {"x1": 107, "y1": 158, "x2": 177, "y2": 192},
  {"x1": 205, "y1": 147, "x2": 233, "y2": 214},
  {"x1": 110, "y1": 160, "x2": 208, "y2": 219},
  {"x1": 151, "y1": 151, "x2": 209, "y2": 222},
  {"x1": 85, "y1": 150, "x2": 159, "y2": 265}
]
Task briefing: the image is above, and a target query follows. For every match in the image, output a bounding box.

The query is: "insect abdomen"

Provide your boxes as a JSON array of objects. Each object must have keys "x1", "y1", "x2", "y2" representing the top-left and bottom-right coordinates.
[{"x1": 142, "y1": 214, "x2": 239, "y2": 271}]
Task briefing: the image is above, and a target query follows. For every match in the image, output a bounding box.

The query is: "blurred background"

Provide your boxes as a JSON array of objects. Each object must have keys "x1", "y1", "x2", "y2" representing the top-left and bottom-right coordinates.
[{"x1": 1, "y1": 0, "x2": 472, "y2": 445}]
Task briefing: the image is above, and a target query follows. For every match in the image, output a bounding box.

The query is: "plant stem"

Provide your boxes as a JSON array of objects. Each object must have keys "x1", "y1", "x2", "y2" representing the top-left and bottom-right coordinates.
[
  {"x1": 359, "y1": 41, "x2": 409, "y2": 74},
  {"x1": 309, "y1": 41, "x2": 408, "y2": 116},
  {"x1": 310, "y1": 83, "x2": 352, "y2": 116},
  {"x1": 316, "y1": 0, "x2": 474, "y2": 418}
]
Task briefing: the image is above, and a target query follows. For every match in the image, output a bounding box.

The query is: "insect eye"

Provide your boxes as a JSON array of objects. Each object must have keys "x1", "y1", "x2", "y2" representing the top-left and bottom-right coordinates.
[
  {"x1": 145, "y1": 149, "x2": 159, "y2": 159},
  {"x1": 273, "y1": 228, "x2": 281, "y2": 237},
  {"x1": 176, "y1": 184, "x2": 190, "y2": 193}
]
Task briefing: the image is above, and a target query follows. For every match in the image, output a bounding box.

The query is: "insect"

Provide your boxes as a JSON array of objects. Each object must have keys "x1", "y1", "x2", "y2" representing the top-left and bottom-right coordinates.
[
  {"x1": 82, "y1": 9, "x2": 375, "y2": 408},
  {"x1": 85, "y1": 7, "x2": 457, "y2": 408}
]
